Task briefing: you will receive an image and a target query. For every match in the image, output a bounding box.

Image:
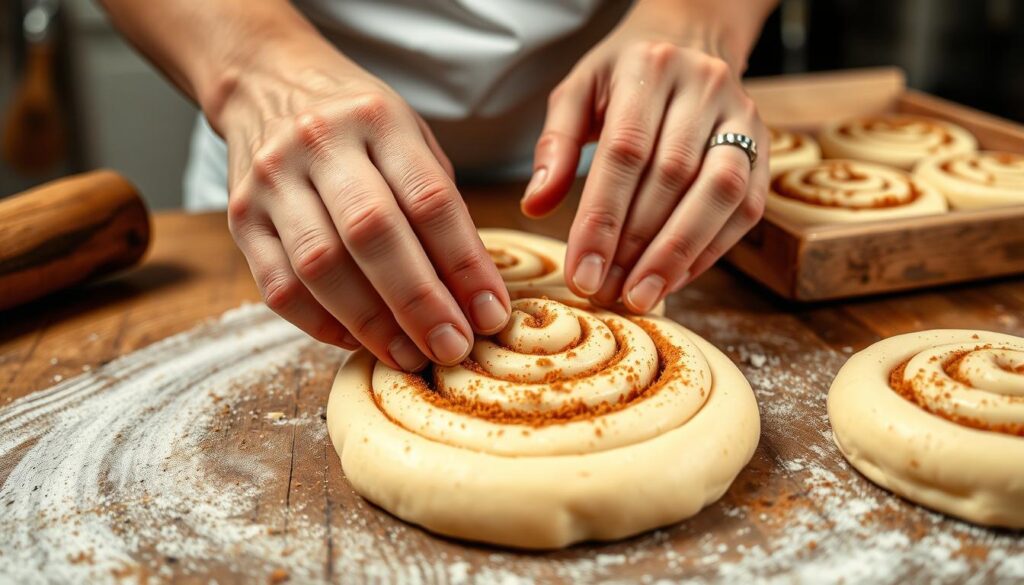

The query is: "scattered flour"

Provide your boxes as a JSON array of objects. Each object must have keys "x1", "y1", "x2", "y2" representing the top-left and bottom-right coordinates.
[{"x1": 0, "y1": 303, "x2": 1020, "y2": 584}]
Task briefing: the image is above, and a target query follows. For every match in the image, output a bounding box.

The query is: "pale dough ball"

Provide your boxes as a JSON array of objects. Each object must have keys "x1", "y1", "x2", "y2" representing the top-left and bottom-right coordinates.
[
  {"x1": 914, "y1": 151, "x2": 1024, "y2": 209},
  {"x1": 828, "y1": 330, "x2": 1024, "y2": 528},
  {"x1": 767, "y1": 160, "x2": 948, "y2": 226},
  {"x1": 327, "y1": 296, "x2": 760, "y2": 548},
  {"x1": 768, "y1": 127, "x2": 821, "y2": 175},
  {"x1": 819, "y1": 114, "x2": 977, "y2": 170}
]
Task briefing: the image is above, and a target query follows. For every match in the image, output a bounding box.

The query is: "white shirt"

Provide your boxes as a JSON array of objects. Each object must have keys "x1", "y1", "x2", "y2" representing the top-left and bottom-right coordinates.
[{"x1": 184, "y1": 0, "x2": 629, "y2": 210}]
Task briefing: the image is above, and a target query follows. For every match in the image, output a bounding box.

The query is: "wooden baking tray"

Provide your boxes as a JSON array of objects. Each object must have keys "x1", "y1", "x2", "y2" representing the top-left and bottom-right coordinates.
[{"x1": 728, "y1": 67, "x2": 1024, "y2": 301}]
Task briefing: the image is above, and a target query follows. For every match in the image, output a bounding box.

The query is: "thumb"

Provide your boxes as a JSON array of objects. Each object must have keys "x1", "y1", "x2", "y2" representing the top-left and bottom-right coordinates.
[{"x1": 521, "y1": 79, "x2": 594, "y2": 218}]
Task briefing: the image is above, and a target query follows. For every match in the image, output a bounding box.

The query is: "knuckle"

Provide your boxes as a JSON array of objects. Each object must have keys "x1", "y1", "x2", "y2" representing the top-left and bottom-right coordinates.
[
  {"x1": 711, "y1": 165, "x2": 748, "y2": 204},
  {"x1": 535, "y1": 130, "x2": 561, "y2": 154},
  {"x1": 260, "y1": 271, "x2": 302, "y2": 313},
  {"x1": 697, "y1": 56, "x2": 732, "y2": 90},
  {"x1": 395, "y1": 281, "x2": 441, "y2": 317},
  {"x1": 446, "y1": 249, "x2": 490, "y2": 281},
  {"x1": 579, "y1": 207, "x2": 622, "y2": 238},
  {"x1": 547, "y1": 82, "x2": 569, "y2": 107},
  {"x1": 251, "y1": 147, "x2": 286, "y2": 188},
  {"x1": 619, "y1": 228, "x2": 651, "y2": 256},
  {"x1": 642, "y1": 41, "x2": 680, "y2": 69},
  {"x1": 295, "y1": 112, "x2": 335, "y2": 158},
  {"x1": 739, "y1": 191, "x2": 767, "y2": 224},
  {"x1": 310, "y1": 318, "x2": 344, "y2": 345},
  {"x1": 347, "y1": 92, "x2": 394, "y2": 127},
  {"x1": 341, "y1": 204, "x2": 394, "y2": 252},
  {"x1": 403, "y1": 176, "x2": 459, "y2": 226},
  {"x1": 663, "y1": 233, "x2": 700, "y2": 264},
  {"x1": 654, "y1": 143, "x2": 701, "y2": 188},
  {"x1": 293, "y1": 237, "x2": 341, "y2": 283},
  {"x1": 226, "y1": 189, "x2": 252, "y2": 228},
  {"x1": 605, "y1": 126, "x2": 651, "y2": 168},
  {"x1": 349, "y1": 308, "x2": 390, "y2": 340}
]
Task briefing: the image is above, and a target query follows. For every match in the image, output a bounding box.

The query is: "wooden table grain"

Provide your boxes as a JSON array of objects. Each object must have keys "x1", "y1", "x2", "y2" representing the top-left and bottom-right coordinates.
[{"x1": 2, "y1": 182, "x2": 1022, "y2": 584}]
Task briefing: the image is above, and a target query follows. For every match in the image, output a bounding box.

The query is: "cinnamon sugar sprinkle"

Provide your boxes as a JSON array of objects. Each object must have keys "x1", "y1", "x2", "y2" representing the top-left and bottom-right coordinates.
[
  {"x1": 772, "y1": 161, "x2": 922, "y2": 209},
  {"x1": 399, "y1": 317, "x2": 690, "y2": 428},
  {"x1": 888, "y1": 346, "x2": 1024, "y2": 436}
]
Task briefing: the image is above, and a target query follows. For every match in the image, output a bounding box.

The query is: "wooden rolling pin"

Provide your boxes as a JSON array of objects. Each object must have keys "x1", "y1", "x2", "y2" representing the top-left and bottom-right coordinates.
[{"x1": 0, "y1": 170, "x2": 150, "y2": 311}]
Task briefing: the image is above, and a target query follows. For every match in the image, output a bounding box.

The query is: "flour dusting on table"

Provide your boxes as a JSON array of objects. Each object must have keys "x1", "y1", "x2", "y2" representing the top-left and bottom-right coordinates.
[{"x1": 1, "y1": 303, "x2": 1021, "y2": 584}]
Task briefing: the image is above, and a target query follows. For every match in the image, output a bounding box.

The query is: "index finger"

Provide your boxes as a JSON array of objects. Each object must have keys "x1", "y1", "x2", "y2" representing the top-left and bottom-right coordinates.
[{"x1": 373, "y1": 120, "x2": 512, "y2": 335}]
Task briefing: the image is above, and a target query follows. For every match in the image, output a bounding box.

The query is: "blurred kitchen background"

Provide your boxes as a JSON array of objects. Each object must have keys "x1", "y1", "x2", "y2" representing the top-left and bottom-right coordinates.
[{"x1": 1, "y1": 0, "x2": 1022, "y2": 209}]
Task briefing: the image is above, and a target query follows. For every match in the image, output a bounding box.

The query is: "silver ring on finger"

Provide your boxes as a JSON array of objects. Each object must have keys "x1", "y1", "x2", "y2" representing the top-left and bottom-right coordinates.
[{"x1": 707, "y1": 132, "x2": 757, "y2": 169}]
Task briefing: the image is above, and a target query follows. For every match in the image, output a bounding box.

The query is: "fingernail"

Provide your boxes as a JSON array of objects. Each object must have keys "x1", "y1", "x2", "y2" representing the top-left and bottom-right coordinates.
[
  {"x1": 470, "y1": 291, "x2": 508, "y2": 333},
  {"x1": 627, "y1": 274, "x2": 666, "y2": 313},
  {"x1": 523, "y1": 167, "x2": 549, "y2": 199},
  {"x1": 573, "y1": 253, "x2": 605, "y2": 295},
  {"x1": 388, "y1": 336, "x2": 428, "y2": 372},
  {"x1": 427, "y1": 323, "x2": 470, "y2": 364}
]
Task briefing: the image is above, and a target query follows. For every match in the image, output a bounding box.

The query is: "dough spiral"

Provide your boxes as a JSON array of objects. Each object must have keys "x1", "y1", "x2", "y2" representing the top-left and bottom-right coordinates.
[
  {"x1": 478, "y1": 229, "x2": 566, "y2": 289},
  {"x1": 828, "y1": 330, "x2": 1024, "y2": 527},
  {"x1": 768, "y1": 127, "x2": 821, "y2": 175},
  {"x1": 327, "y1": 297, "x2": 759, "y2": 549},
  {"x1": 819, "y1": 114, "x2": 977, "y2": 170},
  {"x1": 767, "y1": 160, "x2": 948, "y2": 225},
  {"x1": 915, "y1": 151, "x2": 1024, "y2": 210}
]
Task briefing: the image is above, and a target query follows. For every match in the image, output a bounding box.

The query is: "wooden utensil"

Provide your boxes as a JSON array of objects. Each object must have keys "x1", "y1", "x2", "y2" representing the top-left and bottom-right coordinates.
[{"x1": 0, "y1": 170, "x2": 150, "y2": 311}]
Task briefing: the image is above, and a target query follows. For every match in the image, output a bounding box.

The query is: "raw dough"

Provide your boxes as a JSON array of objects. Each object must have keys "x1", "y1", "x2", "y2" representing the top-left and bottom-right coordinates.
[
  {"x1": 767, "y1": 160, "x2": 948, "y2": 226},
  {"x1": 478, "y1": 228, "x2": 664, "y2": 314},
  {"x1": 819, "y1": 114, "x2": 977, "y2": 170},
  {"x1": 828, "y1": 330, "x2": 1024, "y2": 528},
  {"x1": 914, "y1": 151, "x2": 1024, "y2": 210},
  {"x1": 327, "y1": 296, "x2": 760, "y2": 548},
  {"x1": 768, "y1": 127, "x2": 821, "y2": 175},
  {"x1": 478, "y1": 228, "x2": 567, "y2": 289}
]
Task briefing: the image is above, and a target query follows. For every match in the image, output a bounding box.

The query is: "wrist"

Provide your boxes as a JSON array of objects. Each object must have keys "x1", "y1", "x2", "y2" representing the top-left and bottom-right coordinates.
[
  {"x1": 201, "y1": 35, "x2": 365, "y2": 135},
  {"x1": 625, "y1": 0, "x2": 772, "y2": 72},
  {"x1": 194, "y1": 13, "x2": 348, "y2": 133}
]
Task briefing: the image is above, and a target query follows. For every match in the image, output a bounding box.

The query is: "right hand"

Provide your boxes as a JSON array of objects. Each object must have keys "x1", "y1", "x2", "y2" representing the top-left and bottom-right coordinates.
[{"x1": 214, "y1": 46, "x2": 510, "y2": 371}]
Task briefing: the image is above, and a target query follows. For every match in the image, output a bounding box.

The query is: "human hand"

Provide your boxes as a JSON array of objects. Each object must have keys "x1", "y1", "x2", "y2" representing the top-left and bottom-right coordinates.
[
  {"x1": 217, "y1": 44, "x2": 510, "y2": 371},
  {"x1": 521, "y1": 0, "x2": 773, "y2": 313}
]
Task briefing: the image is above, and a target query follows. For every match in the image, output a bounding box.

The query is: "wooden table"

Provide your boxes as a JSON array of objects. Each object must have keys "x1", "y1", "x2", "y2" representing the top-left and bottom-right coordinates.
[{"x1": 2, "y1": 184, "x2": 1022, "y2": 584}]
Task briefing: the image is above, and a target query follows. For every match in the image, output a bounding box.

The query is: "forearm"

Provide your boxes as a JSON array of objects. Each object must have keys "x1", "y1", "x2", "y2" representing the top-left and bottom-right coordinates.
[
  {"x1": 98, "y1": 0, "x2": 334, "y2": 127},
  {"x1": 625, "y1": 0, "x2": 778, "y2": 71}
]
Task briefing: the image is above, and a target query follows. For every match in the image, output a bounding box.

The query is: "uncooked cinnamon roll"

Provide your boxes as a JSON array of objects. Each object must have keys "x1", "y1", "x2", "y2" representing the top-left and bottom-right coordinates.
[
  {"x1": 767, "y1": 160, "x2": 948, "y2": 225},
  {"x1": 915, "y1": 151, "x2": 1024, "y2": 210},
  {"x1": 479, "y1": 228, "x2": 665, "y2": 314},
  {"x1": 819, "y1": 114, "x2": 977, "y2": 170},
  {"x1": 327, "y1": 297, "x2": 760, "y2": 548},
  {"x1": 478, "y1": 229, "x2": 566, "y2": 289},
  {"x1": 768, "y1": 127, "x2": 821, "y2": 175},
  {"x1": 828, "y1": 330, "x2": 1024, "y2": 528}
]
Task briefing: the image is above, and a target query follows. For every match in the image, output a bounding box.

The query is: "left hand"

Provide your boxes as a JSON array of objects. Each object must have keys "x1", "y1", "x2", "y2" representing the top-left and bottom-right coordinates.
[{"x1": 521, "y1": 0, "x2": 772, "y2": 313}]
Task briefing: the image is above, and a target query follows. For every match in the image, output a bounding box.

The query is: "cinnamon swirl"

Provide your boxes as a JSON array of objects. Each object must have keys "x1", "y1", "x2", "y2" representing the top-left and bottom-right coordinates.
[
  {"x1": 327, "y1": 297, "x2": 760, "y2": 548},
  {"x1": 828, "y1": 330, "x2": 1024, "y2": 527}
]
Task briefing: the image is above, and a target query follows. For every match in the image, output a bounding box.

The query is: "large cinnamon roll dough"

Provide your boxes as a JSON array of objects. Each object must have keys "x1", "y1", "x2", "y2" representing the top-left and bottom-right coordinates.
[
  {"x1": 768, "y1": 127, "x2": 821, "y2": 175},
  {"x1": 819, "y1": 114, "x2": 977, "y2": 170},
  {"x1": 767, "y1": 160, "x2": 948, "y2": 226},
  {"x1": 914, "y1": 151, "x2": 1024, "y2": 209},
  {"x1": 828, "y1": 330, "x2": 1024, "y2": 528},
  {"x1": 327, "y1": 297, "x2": 760, "y2": 548}
]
